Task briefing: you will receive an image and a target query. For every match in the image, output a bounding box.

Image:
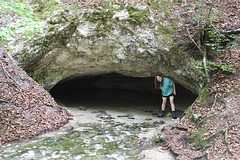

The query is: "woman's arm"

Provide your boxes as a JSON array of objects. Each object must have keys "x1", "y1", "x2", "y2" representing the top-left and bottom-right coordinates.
[{"x1": 173, "y1": 81, "x2": 176, "y2": 95}]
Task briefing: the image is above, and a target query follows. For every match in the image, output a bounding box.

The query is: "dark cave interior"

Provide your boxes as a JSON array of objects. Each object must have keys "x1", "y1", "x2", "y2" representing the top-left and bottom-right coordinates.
[{"x1": 50, "y1": 73, "x2": 198, "y2": 113}]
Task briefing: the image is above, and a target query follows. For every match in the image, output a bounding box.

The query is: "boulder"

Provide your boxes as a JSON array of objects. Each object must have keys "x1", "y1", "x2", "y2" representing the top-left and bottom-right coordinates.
[{"x1": 12, "y1": 2, "x2": 207, "y2": 94}]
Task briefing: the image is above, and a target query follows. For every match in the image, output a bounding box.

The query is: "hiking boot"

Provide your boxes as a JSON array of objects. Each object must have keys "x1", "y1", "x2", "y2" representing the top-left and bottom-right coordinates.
[
  {"x1": 158, "y1": 111, "x2": 164, "y2": 117},
  {"x1": 172, "y1": 111, "x2": 177, "y2": 119}
]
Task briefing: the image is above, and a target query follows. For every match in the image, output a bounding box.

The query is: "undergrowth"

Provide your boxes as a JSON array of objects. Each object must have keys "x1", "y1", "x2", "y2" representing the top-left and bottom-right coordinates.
[{"x1": 0, "y1": 0, "x2": 43, "y2": 50}]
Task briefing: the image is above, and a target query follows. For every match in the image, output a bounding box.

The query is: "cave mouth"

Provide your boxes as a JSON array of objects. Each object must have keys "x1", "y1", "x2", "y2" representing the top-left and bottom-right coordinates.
[{"x1": 50, "y1": 73, "x2": 198, "y2": 114}]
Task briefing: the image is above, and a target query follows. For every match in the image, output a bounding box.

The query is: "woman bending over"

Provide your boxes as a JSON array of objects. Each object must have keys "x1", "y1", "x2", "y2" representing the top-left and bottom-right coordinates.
[{"x1": 154, "y1": 75, "x2": 177, "y2": 119}]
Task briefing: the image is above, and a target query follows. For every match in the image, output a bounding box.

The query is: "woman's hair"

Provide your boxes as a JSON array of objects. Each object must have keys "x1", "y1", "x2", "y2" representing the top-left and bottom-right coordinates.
[{"x1": 154, "y1": 75, "x2": 163, "y2": 89}]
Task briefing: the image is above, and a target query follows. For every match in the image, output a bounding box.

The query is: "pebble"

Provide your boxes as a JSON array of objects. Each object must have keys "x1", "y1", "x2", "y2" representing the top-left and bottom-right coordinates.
[
  {"x1": 127, "y1": 114, "x2": 135, "y2": 119},
  {"x1": 145, "y1": 118, "x2": 152, "y2": 120}
]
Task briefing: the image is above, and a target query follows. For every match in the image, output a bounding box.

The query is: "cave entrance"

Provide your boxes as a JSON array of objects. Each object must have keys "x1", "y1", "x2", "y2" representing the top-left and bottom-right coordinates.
[{"x1": 50, "y1": 73, "x2": 197, "y2": 115}]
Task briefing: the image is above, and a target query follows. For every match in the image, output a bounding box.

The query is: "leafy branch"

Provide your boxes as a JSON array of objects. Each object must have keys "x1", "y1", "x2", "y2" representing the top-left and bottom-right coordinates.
[
  {"x1": 196, "y1": 60, "x2": 235, "y2": 73},
  {"x1": 0, "y1": 0, "x2": 43, "y2": 50},
  {"x1": 190, "y1": 1, "x2": 238, "y2": 76}
]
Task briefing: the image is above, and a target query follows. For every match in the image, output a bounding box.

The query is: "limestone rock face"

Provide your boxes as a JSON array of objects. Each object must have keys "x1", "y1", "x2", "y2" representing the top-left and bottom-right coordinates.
[{"x1": 12, "y1": 4, "x2": 207, "y2": 94}]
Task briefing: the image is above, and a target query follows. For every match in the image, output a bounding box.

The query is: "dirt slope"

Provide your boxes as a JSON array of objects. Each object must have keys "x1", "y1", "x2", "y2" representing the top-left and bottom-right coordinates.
[{"x1": 0, "y1": 48, "x2": 72, "y2": 146}]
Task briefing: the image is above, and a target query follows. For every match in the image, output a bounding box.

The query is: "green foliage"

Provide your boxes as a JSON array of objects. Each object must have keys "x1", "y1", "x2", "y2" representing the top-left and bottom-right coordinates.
[
  {"x1": 204, "y1": 8, "x2": 239, "y2": 52},
  {"x1": 197, "y1": 83, "x2": 212, "y2": 108},
  {"x1": 127, "y1": 6, "x2": 149, "y2": 24},
  {"x1": 199, "y1": 115, "x2": 215, "y2": 126},
  {"x1": 190, "y1": 3, "x2": 238, "y2": 79},
  {"x1": 192, "y1": 113, "x2": 201, "y2": 125},
  {"x1": 84, "y1": 8, "x2": 114, "y2": 22},
  {"x1": 226, "y1": 34, "x2": 240, "y2": 51},
  {"x1": 151, "y1": 135, "x2": 165, "y2": 146},
  {"x1": 165, "y1": 112, "x2": 172, "y2": 117},
  {"x1": 223, "y1": 90, "x2": 240, "y2": 98},
  {"x1": 196, "y1": 60, "x2": 235, "y2": 73},
  {"x1": 185, "y1": 107, "x2": 192, "y2": 118},
  {"x1": 193, "y1": 114, "x2": 202, "y2": 120},
  {"x1": 198, "y1": 83, "x2": 209, "y2": 98},
  {"x1": 173, "y1": 0, "x2": 182, "y2": 3},
  {"x1": 207, "y1": 61, "x2": 234, "y2": 73},
  {"x1": 27, "y1": 0, "x2": 60, "y2": 19},
  {"x1": 205, "y1": 29, "x2": 228, "y2": 52},
  {"x1": 0, "y1": 0, "x2": 43, "y2": 49},
  {"x1": 148, "y1": 0, "x2": 177, "y2": 38},
  {"x1": 146, "y1": 0, "x2": 172, "y2": 18},
  {"x1": 189, "y1": 129, "x2": 206, "y2": 148},
  {"x1": 203, "y1": 8, "x2": 240, "y2": 52}
]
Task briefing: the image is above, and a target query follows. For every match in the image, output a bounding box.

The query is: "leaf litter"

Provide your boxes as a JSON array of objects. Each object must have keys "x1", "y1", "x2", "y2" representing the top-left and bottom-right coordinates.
[{"x1": 0, "y1": 49, "x2": 72, "y2": 147}]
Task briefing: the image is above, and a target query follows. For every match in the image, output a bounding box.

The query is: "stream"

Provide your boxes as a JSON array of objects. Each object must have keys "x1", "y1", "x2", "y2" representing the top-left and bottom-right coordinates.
[{"x1": 0, "y1": 89, "x2": 196, "y2": 160}]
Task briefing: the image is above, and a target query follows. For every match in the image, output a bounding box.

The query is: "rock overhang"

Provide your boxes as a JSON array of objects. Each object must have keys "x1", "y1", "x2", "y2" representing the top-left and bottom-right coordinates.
[{"x1": 11, "y1": 2, "x2": 208, "y2": 95}]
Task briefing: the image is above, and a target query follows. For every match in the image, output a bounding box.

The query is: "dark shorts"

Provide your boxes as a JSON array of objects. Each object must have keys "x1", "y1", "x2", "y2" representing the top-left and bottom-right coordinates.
[{"x1": 162, "y1": 92, "x2": 175, "y2": 98}]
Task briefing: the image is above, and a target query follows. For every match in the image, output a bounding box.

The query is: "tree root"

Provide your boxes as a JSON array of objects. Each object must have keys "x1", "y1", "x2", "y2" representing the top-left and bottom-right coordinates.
[
  {"x1": 230, "y1": 131, "x2": 240, "y2": 135},
  {"x1": 1, "y1": 61, "x2": 20, "y2": 86},
  {"x1": 213, "y1": 140, "x2": 216, "y2": 156},
  {"x1": 210, "y1": 93, "x2": 218, "y2": 113},
  {"x1": 206, "y1": 122, "x2": 240, "y2": 141},
  {"x1": 213, "y1": 148, "x2": 234, "y2": 160},
  {"x1": 229, "y1": 137, "x2": 239, "y2": 144},
  {"x1": 221, "y1": 93, "x2": 227, "y2": 109},
  {"x1": 0, "y1": 99, "x2": 10, "y2": 103},
  {"x1": 172, "y1": 126, "x2": 188, "y2": 132},
  {"x1": 224, "y1": 129, "x2": 228, "y2": 144},
  {"x1": 189, "y1": 152, "x2": 207, "y2": 159},
  {"x1": 199, "y1": 114, "x2": 216, "y2": 125},
  {"x1": 188, "y1": 123, "x2": 240, "y2": 159},
  {"x1": 170, "y1": 149, "x2": 184, "y2": 156}
]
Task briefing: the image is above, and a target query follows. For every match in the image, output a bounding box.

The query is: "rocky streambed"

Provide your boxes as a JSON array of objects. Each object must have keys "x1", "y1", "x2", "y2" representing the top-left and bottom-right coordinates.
[
  {"x1": 0, "y1": 105, "x2": 178, "y2": 160},
  {"x1": 0, "y1": 88, "x2": 197, "y2": 160}
]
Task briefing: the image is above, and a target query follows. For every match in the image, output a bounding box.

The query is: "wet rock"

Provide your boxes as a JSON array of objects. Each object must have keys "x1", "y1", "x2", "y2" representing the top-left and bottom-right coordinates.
[
  {"x1": 127, "y1": 114, "x2": 135, "y2": 119},
  {"x1": 137, "y1": 137, "x2": 155, "y2": 150},
  {"x1": 166, "y1": 112, "x2": 172, "y2": 117},
  {"x1": 100, "y1": 115, "x2": 115, "y2": 120},
  {"x1": 152, "y1": 112, "x2": 159, "y2": 116},
  {"x1": 94, "y1": 144, "x2": 103, "y2": 150},
  {"x1": 117, "y1": 114, "x2": 129, "y2": 118},
  {"x1": 73, "y1": 127, "x2": 92, "y2": 132},
  {"x1": 79, "y1": 106, "x2": 87, "y2": 111},
  {"x1": 153, "y1": 120, "x2": 165, "y2": 125},
  {"x1": 0, "y1": 107, "x2": 177, "y2": 160},
  {"x1": 92, "y1": 110, "x2": 107, "y2": 114},
  {"x1": 145, "y1": 118, "x2": 152, "y2": 121},
  {"x1": 59, "y1": 126, "x2": 74, "y2": 132},
  {"x1": 90, "y1": 140, "x2": 104, "y2": 145},
  {"x1": 139, "y1": 122, "x2": 158, "y2": 128},
  {"x1": 103, "y1": 120, "x2": 115, "y2": 123},
  {"x1": 145, "y1": 110, "x2": 156, "y2": 113}
]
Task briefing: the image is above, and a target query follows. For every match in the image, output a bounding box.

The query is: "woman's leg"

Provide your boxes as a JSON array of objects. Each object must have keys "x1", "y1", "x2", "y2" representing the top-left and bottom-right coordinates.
[
  {"x1": 169, "y1": 96, "x2": 175, "y2": 111},
  {"x1": 170, "y1": 96, "x2": 177, "y2": 119},
  {"x1": 158, "y1": 97, "x2": 167, "y2": 117},
  {"x1": 161, "y1": 97, "x2": 167, "y2": 111}
]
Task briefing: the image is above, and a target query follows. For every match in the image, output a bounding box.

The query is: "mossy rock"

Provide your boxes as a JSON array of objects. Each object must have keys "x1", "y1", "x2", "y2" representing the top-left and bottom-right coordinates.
[
  {"x1": 126, "y1": 6, "x2": 150, "y2": 25},
  {"x1": 166, "y1": 112, "x2": 172, "y2": 117},
  {"x1": 83, "y1": 8, "x2": 115, "y2": 22},
  {"x1": 197, "y1": 84, "x2": 212, "y2": 108}
]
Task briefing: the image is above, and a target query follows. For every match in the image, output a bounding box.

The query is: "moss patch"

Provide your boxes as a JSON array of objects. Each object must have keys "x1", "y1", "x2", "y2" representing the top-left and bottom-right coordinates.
[
  {"x1": 83, "y1": 8, "x2": 114, "y2": 22},
  {"x1": 126, "y1": 6, "x2": 150, "y2": 25},
  {"x1": 197, "y1": 83, "x2": 212, "y2": 108}
]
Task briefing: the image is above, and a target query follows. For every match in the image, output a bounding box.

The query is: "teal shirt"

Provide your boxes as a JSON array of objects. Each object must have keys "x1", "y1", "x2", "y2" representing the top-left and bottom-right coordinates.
[{"x1": 160, "y1": 77, "x2": 174, "y2": 96}]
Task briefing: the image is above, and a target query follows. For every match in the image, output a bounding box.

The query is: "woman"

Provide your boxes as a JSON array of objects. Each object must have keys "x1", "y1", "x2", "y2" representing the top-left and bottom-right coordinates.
[{"x1": 154, "y1": 75, "x2": 177, "y2": 119}]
